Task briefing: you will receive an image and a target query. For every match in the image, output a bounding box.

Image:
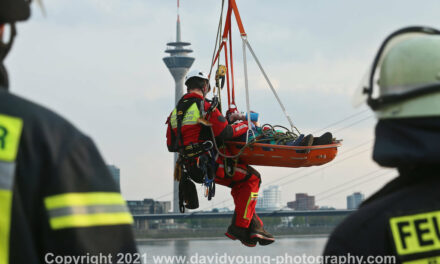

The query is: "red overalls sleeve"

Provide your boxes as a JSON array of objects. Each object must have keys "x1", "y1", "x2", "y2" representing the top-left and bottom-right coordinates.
[
  {"x1": 230, "y1": 121, "x2": 249, "y2": 137},
  {"x1": 207, "y1": 106, "x2": 249, "y2": 139},
  {"x1": 208, "y1": 108, "x2": 228, "y2": 137}
]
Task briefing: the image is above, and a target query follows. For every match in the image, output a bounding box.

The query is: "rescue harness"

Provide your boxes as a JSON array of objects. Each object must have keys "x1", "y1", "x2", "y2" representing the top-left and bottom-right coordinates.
[{"x1": 169, "y1": 96, "x2": 217, "y2": 213}]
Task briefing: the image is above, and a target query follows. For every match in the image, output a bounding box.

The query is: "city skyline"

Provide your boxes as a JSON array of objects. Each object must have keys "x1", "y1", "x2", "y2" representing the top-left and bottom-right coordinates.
[{"x1": 138, "y1": 187, "x2": 359, "y2": 211}]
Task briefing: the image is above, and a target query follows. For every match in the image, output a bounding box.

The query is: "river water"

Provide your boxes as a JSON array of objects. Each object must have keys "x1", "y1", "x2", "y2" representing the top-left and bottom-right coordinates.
[{"x1": 137, "y1": 236, "x2": 328, "y2": 264}]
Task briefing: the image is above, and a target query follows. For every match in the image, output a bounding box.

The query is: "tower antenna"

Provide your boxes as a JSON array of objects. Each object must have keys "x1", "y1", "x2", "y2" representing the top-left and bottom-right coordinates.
[{"x1": 163, "y1": 0, "x2": 195, "y2": 213}]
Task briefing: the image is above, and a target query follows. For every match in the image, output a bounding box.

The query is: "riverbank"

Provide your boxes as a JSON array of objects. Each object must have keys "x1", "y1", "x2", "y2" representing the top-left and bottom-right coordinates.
[
  {"x1": 136, "y1": 233, "x2": 329, "y2": 242},
  {"x1": 134, "y1": 226, "x2": 335, "y2": 240}
]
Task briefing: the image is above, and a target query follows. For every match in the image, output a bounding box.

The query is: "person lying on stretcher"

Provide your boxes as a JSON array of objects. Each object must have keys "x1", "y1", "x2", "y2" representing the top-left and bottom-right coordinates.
[{"x1": 227, "y1": 111, "x2": 334, "y2": 147}]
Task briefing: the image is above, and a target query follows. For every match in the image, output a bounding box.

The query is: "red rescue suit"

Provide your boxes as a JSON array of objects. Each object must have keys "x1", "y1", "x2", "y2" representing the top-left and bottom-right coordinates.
[{"x1": 166, "y1": 92, "x2": 261, "y2": 228}]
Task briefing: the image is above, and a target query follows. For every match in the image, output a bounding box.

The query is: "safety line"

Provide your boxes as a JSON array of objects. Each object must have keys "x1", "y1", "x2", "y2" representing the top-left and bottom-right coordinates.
[
  {"x1": 275, "y1": 148, "x2": 372, "y2": 187},
  {"x1": 316, "y1": 171, "x2": 395, "y2": 202},
  {"x1": 314, "y1": 168, "x2": 390, "y2": 197},
  {"x1": 312, "y1": 109, "x2": 370, "y2": 134},
  {"x1": 212, "y1": 169, "x2": 393, "y2": 210},
  {"x1": 333, "y1": 115, "x2": 374, "y2": 133},
  {"x1": 244, "y1": 38, "x2": 300, "y2": 135},
  {"x1": 261, "y1": 138, "x2": 375, "y2": 189}
]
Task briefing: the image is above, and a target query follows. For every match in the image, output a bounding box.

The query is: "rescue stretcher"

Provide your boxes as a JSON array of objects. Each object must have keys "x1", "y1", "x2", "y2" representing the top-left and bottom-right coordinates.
[{"x1": 225, "y1": 141, "x2": 341, "y2": 168}]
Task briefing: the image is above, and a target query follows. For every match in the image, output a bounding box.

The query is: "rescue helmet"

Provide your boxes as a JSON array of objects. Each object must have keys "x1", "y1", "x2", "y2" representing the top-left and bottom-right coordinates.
[
  {"x1": 0, "y1": 0, "x2": 31, "y2": 24},
  {"x1": 185, "y1": 70, "x2": 209, "y2": 84},
  {"x1": 185, "y1": 69, "x2": 210, "y2": 94},
  {"x1": 353, "y1": 26, "x2": 440, "y2": 119}
]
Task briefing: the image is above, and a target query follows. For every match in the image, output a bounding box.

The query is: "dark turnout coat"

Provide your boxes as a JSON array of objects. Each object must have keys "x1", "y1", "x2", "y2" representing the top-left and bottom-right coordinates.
[
  {"x1": 0, "y1": 89, "x2": 137, "y2": 264},
  {"x1": 324, "y1": 118, "x2": 440, "y2": 264}
]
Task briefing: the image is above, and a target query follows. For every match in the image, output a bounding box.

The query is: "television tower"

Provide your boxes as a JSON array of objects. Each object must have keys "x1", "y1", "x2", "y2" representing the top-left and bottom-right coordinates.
[{"x1": 163, "y1": 0, "x2": 195, "y2": 213}]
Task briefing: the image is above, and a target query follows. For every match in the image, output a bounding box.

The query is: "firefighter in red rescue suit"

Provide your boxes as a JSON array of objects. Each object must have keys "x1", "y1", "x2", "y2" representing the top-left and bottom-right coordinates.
[{"x1": 166, "y1": 70, "x2": 274, "y2": 247}]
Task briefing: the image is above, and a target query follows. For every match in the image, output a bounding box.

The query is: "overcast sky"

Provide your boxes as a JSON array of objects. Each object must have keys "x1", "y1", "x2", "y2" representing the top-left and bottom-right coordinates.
[{"x1": 6, "y1": 0, "x2": 440, "y2": 209}]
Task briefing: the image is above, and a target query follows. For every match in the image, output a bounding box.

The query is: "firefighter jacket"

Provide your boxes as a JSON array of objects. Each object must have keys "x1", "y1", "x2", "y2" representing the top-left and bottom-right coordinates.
[
  {"x1": 166, "y1": 92, "x2": 249, "y2": 151},
  {"x1": 0, "y1": 89, "x2": 137, "y2": 264},
  {"x1": 324, "y1": 166, "x2": 440, "y2": 263},
  {"x1": 324, "y1": 118, "x2": 440, "y2": 263}
]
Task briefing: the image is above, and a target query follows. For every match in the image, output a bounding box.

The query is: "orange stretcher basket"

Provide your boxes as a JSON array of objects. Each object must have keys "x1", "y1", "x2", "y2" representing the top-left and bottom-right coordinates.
[{"x1": 225, "y1": 141, "x2": 341, "y2": 168}]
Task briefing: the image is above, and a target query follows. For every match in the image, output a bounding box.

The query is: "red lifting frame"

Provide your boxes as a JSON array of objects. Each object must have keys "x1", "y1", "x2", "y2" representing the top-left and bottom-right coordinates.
[{"x1": 211, "y1": 0, "x2": 247, "y2": 113}]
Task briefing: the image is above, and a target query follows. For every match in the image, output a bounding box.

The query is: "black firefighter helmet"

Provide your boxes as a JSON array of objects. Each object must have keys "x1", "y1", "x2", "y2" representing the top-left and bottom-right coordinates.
[
  {"x1": 0, "y1": 0, "x2": 31, "y2": 24},
  {"x1": 0, "y1": 0, "x2": 32, "y2": 89}
]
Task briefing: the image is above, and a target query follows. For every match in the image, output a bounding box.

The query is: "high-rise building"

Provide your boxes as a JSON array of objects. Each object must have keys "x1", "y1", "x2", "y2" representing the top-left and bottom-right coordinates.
[
  {"x1": 127, "y1": 199, "x2": 171, "y2": 230},
  {"x1": 256, "y1": 185, "x2": 282, "y2": 210},
  {"x1": 126, "y1": 199, "x2": 171, "y2": 215},
  {"x1": 347, "y1": 192, "x2": 365, "y2": 209},
  {"x1": 107, "y1": 164, "x2": 120, "y2": 192},
  {"x1": 287, "y1": 193, "x2": 317, "y2": 210},
  {"x1": 163, "y1": 1, "x2": 195, "y2": 213}
]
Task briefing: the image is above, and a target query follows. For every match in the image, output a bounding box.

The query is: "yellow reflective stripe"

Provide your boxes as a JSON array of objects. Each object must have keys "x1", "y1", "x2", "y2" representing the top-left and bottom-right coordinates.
[
  {"x1": 0, "y1": 190, "x2": 12, "y2": 264},
  {"x1": 44, "y1": 192, "x2": 133, "y2": 230},
  {"x1": 181, "y1": 121, "x2": 199, "y2": 125},
  {"x1": 183, "y1": 103, "x2": 201, "y2": 125},
  {"x1": 44, "y1": 192, "x2": 126, "y2": 210},
  {"x1": 403, "y1": 256, "x2": 440, "y2": 264},
  {"x1": 0, "y1": 114, "x2": 22, "y2": 264},
  {"x1": 243, "y1": 192, "x2": 258, "y2": 220},
  {"x1": 390, "y1": 210, "x2": 440, "y2": 256},
  {"x1": 170, "y1": 109, "x2": 177, "y2": 128},
  {"x1": 49, "y1": 212, "x2": 133, "y2": 230},
  {"x1": 0, "y1": 114, "x2": 23, "y2": 162},
  {"x1": 170, "y1": 103, "x2": 201, "y2": 129}
]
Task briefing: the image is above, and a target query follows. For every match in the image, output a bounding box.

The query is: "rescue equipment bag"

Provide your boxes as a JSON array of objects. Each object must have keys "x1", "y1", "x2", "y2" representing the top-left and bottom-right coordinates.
[{"x1": 179, "y1": 172, "x2": 199, "y2": 213}]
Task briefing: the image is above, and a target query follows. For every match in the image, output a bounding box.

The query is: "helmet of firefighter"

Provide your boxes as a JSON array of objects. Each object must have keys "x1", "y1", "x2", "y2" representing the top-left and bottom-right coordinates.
[
  {"x1": 0, "y1": 0, "x2": 31, "y2": 24},
  {"x1": 353, "y1": 26, "x2": 440, "y2": 119},
  {"x1": 185, "y1": 69, "x2": 210, "y2": 94},
  {"x1": 185, "y1": 70, "x2": 209, "y2": 84}
]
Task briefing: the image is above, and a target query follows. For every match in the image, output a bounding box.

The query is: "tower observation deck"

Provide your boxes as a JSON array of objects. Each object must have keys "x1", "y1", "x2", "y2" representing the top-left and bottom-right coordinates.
[{"x1": 163, "y1": 1, "x2": 195, "y2": 213}]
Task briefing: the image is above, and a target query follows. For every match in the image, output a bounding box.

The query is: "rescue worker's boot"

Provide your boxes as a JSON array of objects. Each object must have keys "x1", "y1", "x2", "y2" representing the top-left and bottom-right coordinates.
[
  {"x1": 225, "y1": 213, "x2": 256, "y2": 247},
  {"x1": 249, "y1": 213, "x2": 275, "y2": 246},
  {"x1": 297, "y1": 134, "x2": 314, "y2": 153},
  {"x1": 313, "y1": 132, "x2": 333, "y2": 145}
]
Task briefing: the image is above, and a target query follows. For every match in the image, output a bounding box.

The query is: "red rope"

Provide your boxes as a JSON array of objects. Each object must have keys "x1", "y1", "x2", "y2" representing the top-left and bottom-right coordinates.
[
  {"x1": 211, "y1": 0, "x2": 247, "y2": 112},
  {"x1": 210, "y1": 4, "x2": 232, "y2": 72},
  {"x1": 229, "y1": 25, "x2": 236, "y2": 108},
  {"x1": 230, "y1": 0, "x2": 246, "y2": 36},
  {"x1": 222, "y1": 2, "x2": 233, "y2": 39}
]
